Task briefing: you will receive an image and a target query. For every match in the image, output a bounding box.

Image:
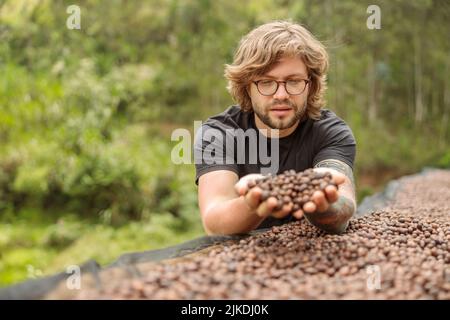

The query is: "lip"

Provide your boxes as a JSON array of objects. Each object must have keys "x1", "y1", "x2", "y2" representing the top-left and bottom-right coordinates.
[
  {"x1": 270, "y1": 107, "x2": 293, "y2": 117},
  {"x1": 270, "y1": 104, "x2": 292, "y2": 110}
]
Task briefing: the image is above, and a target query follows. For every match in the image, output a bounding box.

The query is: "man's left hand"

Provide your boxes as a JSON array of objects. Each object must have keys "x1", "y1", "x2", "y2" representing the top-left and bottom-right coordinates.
[{"x1": 291, "y1": 168, "x2": 346, "y2": 219}]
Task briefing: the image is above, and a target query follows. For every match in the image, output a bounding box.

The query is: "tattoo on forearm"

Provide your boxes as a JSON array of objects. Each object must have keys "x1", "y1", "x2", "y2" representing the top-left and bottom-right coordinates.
[
  {"x1": 308, "y1": 159, "x2": 357, "y2": 234},
  {"x1": 304, "y1": 195, "x2": 355, "y2": 234},
  {"x1": 314, "y1": 159, "x2": 355, "y2": 189}
]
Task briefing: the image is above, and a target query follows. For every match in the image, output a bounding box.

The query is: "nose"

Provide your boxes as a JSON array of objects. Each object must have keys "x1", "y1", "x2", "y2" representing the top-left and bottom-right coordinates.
[{"x1": 273, "y1": 82, "x2": 290, "y2": 100}]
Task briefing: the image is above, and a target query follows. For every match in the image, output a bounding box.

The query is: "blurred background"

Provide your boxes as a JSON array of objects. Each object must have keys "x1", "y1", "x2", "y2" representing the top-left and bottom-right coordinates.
[{"x1": 0, "y1": 0, "x2": 448, "y2": 286}]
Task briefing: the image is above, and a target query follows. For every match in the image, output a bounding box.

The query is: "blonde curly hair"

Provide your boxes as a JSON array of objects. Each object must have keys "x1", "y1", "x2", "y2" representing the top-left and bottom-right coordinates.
[{"x1": 224, "y1": 21, "x2": 329, "y2": 120}]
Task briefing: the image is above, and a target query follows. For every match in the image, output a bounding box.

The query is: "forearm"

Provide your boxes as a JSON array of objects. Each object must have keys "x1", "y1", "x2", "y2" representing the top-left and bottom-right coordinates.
[
  {"x1": 304, "y1": 195, "x2": 356, "y2": 234},
  {"x1": 203, "y1": 196, "x2": 265, "y2": 235}
]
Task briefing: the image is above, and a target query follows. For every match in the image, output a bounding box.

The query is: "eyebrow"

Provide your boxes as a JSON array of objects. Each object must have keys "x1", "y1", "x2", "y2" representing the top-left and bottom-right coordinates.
[{"x1": 262, "y1": 73, "x2": 308, "y2": 79}]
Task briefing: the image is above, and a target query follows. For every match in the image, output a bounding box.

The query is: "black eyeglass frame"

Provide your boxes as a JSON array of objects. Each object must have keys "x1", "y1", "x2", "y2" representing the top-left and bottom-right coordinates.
[{"x1": 252, "y1": 78, "x2": 311, "y2": 96}]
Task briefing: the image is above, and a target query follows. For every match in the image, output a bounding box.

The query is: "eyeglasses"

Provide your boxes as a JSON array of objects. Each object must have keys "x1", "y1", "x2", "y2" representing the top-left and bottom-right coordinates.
[{"x1": 253, "y1": 78, "x2": 310, "y2": 96}]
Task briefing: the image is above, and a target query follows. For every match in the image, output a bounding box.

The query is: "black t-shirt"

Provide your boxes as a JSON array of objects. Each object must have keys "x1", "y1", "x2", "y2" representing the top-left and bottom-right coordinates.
[{"x1": 194, "y1": 105, "x2": 356, "y2": 228}]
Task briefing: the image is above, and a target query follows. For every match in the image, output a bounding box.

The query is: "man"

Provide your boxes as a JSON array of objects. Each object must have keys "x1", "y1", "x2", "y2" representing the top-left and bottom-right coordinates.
[{"x1": 194, "y1": 21, "x2": 356, "y2": 235}]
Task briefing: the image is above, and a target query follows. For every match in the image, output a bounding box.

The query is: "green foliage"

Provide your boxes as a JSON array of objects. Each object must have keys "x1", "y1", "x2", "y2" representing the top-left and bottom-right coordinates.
[
  {"x1": 0, "y1": 209, "x2": 203, "y2": 286},
  {"x1": 41, "y1": 219, "x2": 83, "y2": 249},
  {"x1": 437, "y1": 151, "x2": 450, "y2": 168}
]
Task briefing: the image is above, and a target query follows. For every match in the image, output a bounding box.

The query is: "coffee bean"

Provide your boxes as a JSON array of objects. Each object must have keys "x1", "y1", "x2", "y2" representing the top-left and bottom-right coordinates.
[{"x1": 75, "y1": 170, "x2": 450, "y2": 300}]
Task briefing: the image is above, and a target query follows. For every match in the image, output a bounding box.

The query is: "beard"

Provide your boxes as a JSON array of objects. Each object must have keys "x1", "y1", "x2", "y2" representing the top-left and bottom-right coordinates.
[{"x1": 253, "y1": 99, "x2": 306, "y2": 130}]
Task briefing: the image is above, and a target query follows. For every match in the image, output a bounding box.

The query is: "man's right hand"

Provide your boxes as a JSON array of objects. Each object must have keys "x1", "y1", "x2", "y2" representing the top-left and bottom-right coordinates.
[{"x1": 234, "y1": 174, "x2": 300, "y2": 220}]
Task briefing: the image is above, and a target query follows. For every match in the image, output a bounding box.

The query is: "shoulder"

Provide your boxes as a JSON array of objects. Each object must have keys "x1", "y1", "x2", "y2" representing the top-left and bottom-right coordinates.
[
  {"x1": 310, "y1": 109, "x2": 357, "y2": 170},
  {"x1": 311, "y1": 108, "x2": 354, "y2": 138},
  {"x1": 313, "y1": 108, "x2": 349, "y2": 128},
  {"x1": 194, "y1": 105, "x2": 251, "y2": 146},
  {"x1": 204, "y1": 105, "x2": 253, "y2": 130}
]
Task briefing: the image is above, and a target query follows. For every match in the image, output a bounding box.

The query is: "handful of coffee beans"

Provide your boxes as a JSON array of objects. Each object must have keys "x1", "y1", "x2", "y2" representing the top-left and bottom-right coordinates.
[{"x1": 245, "y1": 169, "x2": 337, "y2": 211}]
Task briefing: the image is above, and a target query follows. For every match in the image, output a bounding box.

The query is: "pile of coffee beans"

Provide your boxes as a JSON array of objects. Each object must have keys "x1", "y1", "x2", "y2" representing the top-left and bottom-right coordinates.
[
  {"x1": 246, "y1": 169, "x2": 336, "y2": 211},
  {"x1": 74, "y1": 170, "x2": 450, "y2": 300}
]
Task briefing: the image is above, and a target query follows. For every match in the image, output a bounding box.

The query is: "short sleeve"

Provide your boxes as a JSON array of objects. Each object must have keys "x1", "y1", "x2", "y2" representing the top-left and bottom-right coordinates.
[
  {"x1": 312, "y1": 115, "x2": 356, "y2": 170},
  {"x1": 194, "y1": 124, "x2": 239, "y2": 185}
]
